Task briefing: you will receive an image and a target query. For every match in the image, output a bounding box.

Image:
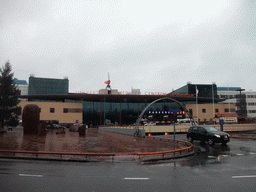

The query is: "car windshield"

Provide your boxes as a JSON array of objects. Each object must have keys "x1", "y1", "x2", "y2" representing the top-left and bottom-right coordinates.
[{"x1": 203, "y1": 126, "x2": 219, "y2": 132}]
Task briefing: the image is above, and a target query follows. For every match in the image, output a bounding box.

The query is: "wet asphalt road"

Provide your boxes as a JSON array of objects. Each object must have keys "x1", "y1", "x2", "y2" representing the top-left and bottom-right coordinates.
[{"x1": 1, "y1": 134, "x2": 256, "y2": 192}]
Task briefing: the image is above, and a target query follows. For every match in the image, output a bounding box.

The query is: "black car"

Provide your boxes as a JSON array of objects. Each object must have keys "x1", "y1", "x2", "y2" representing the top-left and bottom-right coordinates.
[{"x1": 187, "y1": 126, "x2": 230, "y2": 146}]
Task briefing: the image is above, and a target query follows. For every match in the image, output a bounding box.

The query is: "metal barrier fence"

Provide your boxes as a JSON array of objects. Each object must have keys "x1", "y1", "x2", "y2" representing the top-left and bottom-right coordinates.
[
  {"x1": 229, "y1": 133, "x2": 256, "y2": 138},
  {"x1": 137, "y1": 136, "x2": 194, "y2": 160},
  {"x1": 0, "y1": 150, "x2": 115, "y2": 162}
]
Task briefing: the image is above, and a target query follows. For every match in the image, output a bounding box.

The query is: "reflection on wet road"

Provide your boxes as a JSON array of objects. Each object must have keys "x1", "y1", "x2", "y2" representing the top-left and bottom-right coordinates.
[
  {"x1": 0, "y1": 127, "x2": 184, "y2": 156},
  {"x1": 2, "y1": 133, "x2": 256, "y2": 191},
  {"x1": 154, "y1": 134, "x2": 256, "y2": 167}
]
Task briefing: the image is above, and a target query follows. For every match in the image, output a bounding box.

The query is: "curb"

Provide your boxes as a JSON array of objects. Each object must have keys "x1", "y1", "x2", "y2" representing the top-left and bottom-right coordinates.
[
  {"x1": 0, "y1": 155, "x2": 99, "y2": 163},
  {"x1": 139, "y1": 151, "x2": 195, "y2": 164},
  {"x1": 0, "y1": 150, "x2": 195, "y2": 163}
]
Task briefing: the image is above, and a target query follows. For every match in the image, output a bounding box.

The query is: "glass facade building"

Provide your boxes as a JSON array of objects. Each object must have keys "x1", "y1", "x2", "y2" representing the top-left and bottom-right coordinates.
[
  {"x1": 172, "y1": 83, "x2": 217, "y2": 101},
  {"x1": 28, "y1": 76, "x2": 69, "y2": 95},
  {"x1": 23, "y1": 81, "x2": 222, "y2": 125},
  {"x1": 79, "y1": 99, "x2": 182, "y2": 125}
]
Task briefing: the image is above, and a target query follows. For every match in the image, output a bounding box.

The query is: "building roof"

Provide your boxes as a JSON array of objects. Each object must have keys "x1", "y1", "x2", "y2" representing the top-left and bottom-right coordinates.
[
  {"x1": 19, "y1": 93, "x2": 222, "y2": 103},
  {"x1": 217, "y1": 87, "x2": 242, "y2": 91},
  {"x1": 14, "y1": 78, "x2": 28, "y2": 85}
]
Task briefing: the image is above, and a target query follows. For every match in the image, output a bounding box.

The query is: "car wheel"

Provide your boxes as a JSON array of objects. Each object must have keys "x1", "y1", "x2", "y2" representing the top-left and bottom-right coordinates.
[
  {"x1": 188, "y1": 136, "x2": 193, "y2": 143},
  {"x1": 208, "y1": 138, "x2": 214, "y2": 146},
  {"x1": 222, "y1": 141, "x2": 227, "y2": 145}
]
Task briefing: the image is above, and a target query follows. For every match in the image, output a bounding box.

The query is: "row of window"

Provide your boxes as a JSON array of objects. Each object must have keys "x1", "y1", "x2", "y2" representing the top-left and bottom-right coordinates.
[
  {"x1": 202, "y1": 108, "x2": 235, "y2": 113},
  {"x1": 248, "y1": 95, "x2": 256, "y2": 98},
  {"x1": 189, "y1": 108, "x2": 236, "y2": 114},
  {"x1": 219, "y1": 95, "x2": 235, "y2": 99},
  {"x1": 48, "y1": 108, "x2": 82, "y2": 113},
  {"x1": 248, "y1": 103, "x2": 256, "y2": 106},
  {"x1": 219, "y1": 95, "x2": 256, "y2": 99},
  {"x1": 189, "y1": 108, "x2": 256, "y2": 114}
]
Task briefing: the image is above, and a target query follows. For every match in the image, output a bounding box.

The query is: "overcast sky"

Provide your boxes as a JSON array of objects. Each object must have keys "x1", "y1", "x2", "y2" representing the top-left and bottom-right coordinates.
[{"x1": 1, "y1": 0, "x2": 256, "y2": 94}]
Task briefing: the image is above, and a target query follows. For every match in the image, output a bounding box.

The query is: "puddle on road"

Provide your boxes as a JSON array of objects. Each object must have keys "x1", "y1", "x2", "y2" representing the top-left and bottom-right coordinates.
[{"x1": 142, "y1": 141, "x2": 232, "y2": 167}]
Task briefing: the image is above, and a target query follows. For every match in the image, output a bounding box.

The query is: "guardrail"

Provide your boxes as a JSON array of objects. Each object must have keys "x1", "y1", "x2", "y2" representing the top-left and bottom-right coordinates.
[
  {"x1": 0, "y1": 150, "x2": 116, "y2": 162},
  {"x1": 102, "y1": 125, "x2": 144, "y2": 129},
  {"x1": 229, "y1": 133, "x2": 256, "y2": 138},
  {"x1": 137, "y1": 136, "x2": 193, "y2": 161}
]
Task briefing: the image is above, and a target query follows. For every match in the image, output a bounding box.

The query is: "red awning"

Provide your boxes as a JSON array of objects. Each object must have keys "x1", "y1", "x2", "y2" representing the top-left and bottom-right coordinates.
[{"x1": 216, "y1": 113, "x2": 238, "y2": 117}]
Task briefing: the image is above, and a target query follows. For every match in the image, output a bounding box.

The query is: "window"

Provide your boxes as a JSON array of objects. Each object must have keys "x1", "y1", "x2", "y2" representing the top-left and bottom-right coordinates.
[
  {"x1": 68, "y1": 108, "x2": 82, "y2": 113},
  {"x1": 50, "y1": 108, "x2": 55, "y2": 113},
  {"x1": 189, "y1": 109, "x2": 193, "y2": 116},
  {"x1": 215, "y1": 109, "x2": 219, "y2": 113},
  {"x1": 198, "y1": 127, "x2": 205, "y2": 133},
  {"x1": 248, "y1": 95, "x2": 256, "y2": 98},
  {"x1": 224, "y1": 109, "x2": 229, "y2": 112},
  {"x1": 202, "y1": 109, "x2": 206, "y2": 113},
  {"x1": 230, "y1": 108, "x2": 236, "y2": 112},
  {"x1": 62, "y1": 108, "x2": 82, "y2": 113}
]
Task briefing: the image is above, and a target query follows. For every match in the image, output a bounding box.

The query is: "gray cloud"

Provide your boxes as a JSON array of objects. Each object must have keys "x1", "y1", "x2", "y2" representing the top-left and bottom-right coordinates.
[{"x1": 1, "y1": 0, "x2": 256, "y2": 93}]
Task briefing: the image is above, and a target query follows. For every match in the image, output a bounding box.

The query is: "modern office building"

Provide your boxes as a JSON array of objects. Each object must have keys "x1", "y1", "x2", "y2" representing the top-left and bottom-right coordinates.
[
  {"x1": 20, "y1": 92, "x2": 214, "y2": 125},
  {"x1": 19, "y1": 78, "x2": 254, "y2": 124},
  {"x1": 28, "y1": 76, "x2": 69, "y2": 95},
  {"x1": 14, "y1": 78, "x2": 28, "y2": 96},
  {"x1": 185, "y1": 103, "x2": 237, "y2": 123},
  {"x1": 172, "y1": 84, "x2": 243, "y2": 123},
  {"x1": 217, "y1": 87, "x2": 256, "y2": 119},
  {"x1": 172, "y1": 83, "x2": 217, "y2": 101}
]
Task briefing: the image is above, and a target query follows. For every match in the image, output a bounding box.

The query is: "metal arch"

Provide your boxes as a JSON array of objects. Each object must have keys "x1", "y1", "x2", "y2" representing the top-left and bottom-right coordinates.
[{"x1": 134, "y1": 97, "x2": 196, "y2": 136}]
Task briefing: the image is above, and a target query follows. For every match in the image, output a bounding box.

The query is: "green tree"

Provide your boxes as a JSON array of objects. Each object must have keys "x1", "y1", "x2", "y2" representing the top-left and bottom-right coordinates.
[{"x1": 0, "y1": 61, "x2": 19, "y2": 129}]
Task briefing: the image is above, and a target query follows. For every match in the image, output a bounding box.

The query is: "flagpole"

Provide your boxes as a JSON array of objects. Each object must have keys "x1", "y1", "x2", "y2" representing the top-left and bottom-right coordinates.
[
  {"x1": 212, "y1": 83, "x2": 215, "y2": 120},
  {"x1": 196, "y1": 86, "x2": 198, "y2": 123}
]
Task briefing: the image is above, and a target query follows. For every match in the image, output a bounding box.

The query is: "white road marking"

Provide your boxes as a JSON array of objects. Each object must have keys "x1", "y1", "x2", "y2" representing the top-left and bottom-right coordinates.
[
  {"x1": 19, "y1": 174, "x2": 43, "y2": 177},
  {"x1": 232, "y1": 175, "x2": 256, "y2": 179},
  {"x1": 208, "y1": 156, "x2": 215, "y2": 158},
  {"x1": 124, "y1": 178, "x2": 150, "y2": 180},
  {"x1": 250, "y1": 152, "x2": 256, "y2": 155},
  {"x1": 237, "y1": 154, "x2": 245, "y2": 156}
]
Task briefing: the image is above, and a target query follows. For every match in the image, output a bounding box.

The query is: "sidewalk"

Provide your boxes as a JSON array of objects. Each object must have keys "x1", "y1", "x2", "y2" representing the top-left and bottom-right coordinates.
[{"x1": 0, "y1": 127, "x2": 189, "y2": 162}]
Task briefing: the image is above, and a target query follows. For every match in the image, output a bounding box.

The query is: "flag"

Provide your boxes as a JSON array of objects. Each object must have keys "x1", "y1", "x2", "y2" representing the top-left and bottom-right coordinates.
[
  {"x1": 196, "y1": 86, "x2": 199, "y2": 96},
  {"x1": 104, "y1": 80, "x2": 110, "y2": 84}
]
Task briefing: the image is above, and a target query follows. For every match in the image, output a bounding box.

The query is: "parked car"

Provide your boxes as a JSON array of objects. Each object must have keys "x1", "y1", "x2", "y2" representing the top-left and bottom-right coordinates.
[
  {"x1": 47, "y1": 124, "x2": 66, "y2": 129},
  {"x1": 53, "y1": 124, "x2": 64, "y2": 129},
  {"x1": 186, "y1": 126, "x2": 230, "y2": 146},
  {"x1": 73, "y1": 123, "x2": 83, "y2": 126}
]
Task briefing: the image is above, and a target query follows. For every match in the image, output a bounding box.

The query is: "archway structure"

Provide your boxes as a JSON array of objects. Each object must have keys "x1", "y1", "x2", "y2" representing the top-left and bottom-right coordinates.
[{"x1": 134, "y1": 97, "x2": 196, "y2": 136}]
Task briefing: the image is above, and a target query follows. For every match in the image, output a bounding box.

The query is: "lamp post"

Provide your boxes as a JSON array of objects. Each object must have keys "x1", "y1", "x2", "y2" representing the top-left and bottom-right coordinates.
[
  {"x1": 103, "y1": 92, "x2": 105, "y2": 126},
  {"x1": 212, "y1": 83, "x2": 215, "y2": 121},
  {"x1": 228, "y1": 84, "x2": 230, "y2": 113}
]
